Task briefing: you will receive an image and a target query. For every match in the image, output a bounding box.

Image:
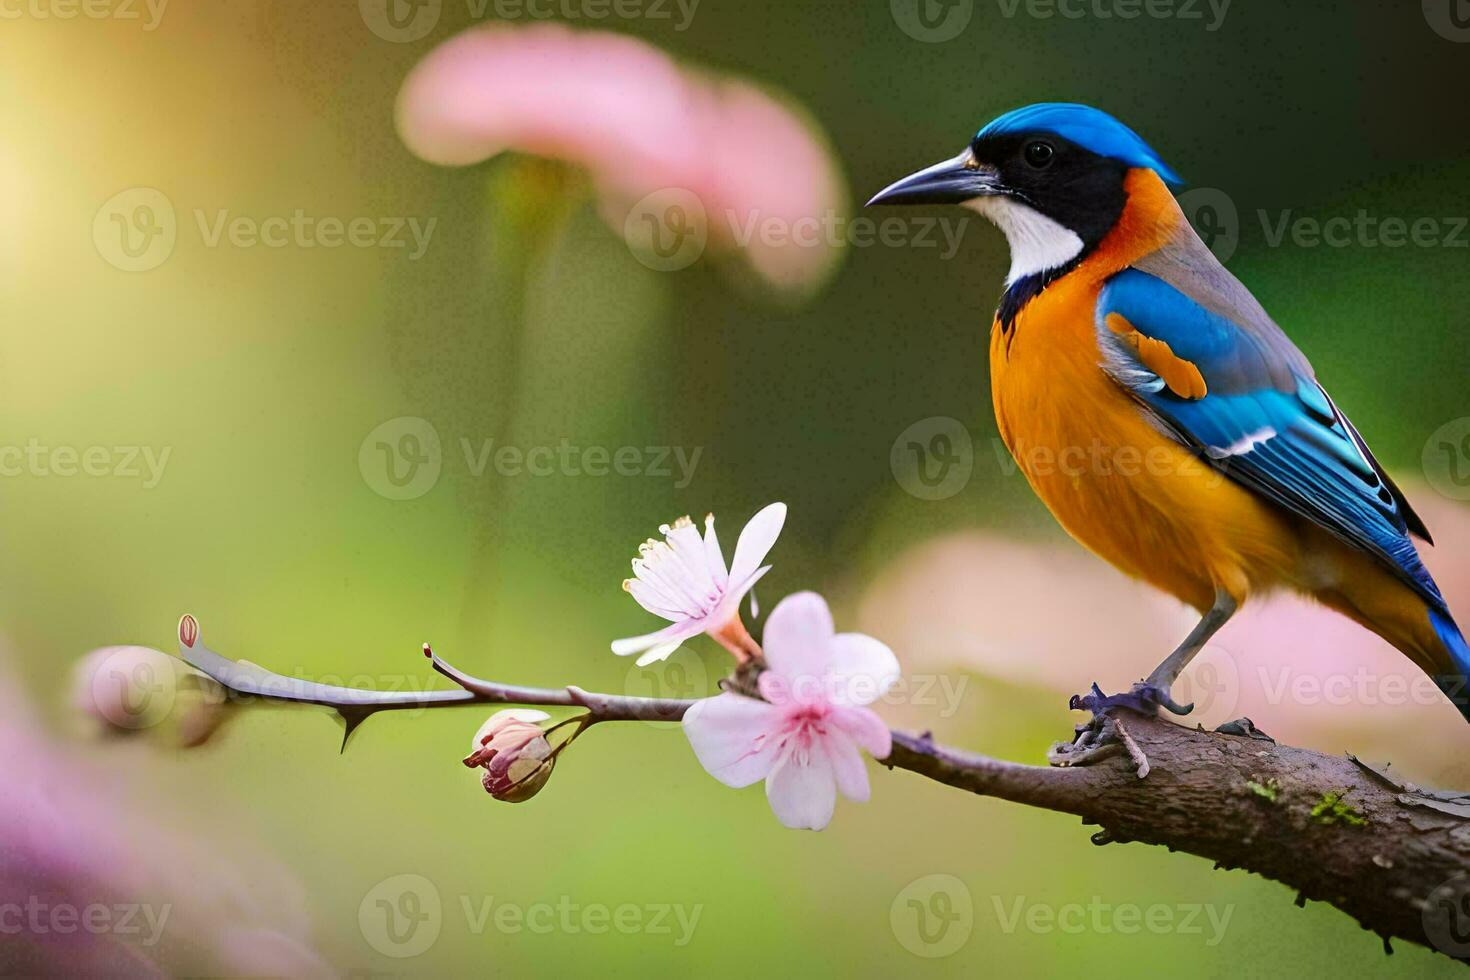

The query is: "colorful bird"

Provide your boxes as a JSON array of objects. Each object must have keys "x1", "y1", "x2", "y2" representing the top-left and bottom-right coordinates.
[{"x1": 868, "y1": 103, "x2": 1470, "y2": 729}]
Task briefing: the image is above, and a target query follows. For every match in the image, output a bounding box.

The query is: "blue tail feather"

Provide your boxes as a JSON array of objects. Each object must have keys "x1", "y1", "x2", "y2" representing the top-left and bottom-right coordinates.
[{"x1": 1429, "y1": 608, "x2": 1470, "y2": 722}]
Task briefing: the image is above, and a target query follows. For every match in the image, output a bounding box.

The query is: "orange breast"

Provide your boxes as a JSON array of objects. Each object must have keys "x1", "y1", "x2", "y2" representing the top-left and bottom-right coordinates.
[{"x1": 987, "y1": 171, "x2": 1297, "y2": 612}]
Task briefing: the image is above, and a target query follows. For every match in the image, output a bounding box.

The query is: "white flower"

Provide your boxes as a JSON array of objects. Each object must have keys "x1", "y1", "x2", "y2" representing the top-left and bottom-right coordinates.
[
  {"x1": 681, "y1": 591, "x2": 899, "y2": 830},
  {"x1": 612, "y1": 502, "x2": 786, "y2": 666}
]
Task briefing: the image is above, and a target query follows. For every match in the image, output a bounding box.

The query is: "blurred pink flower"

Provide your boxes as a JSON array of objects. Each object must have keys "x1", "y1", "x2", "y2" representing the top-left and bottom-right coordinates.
[
  {"x1": 857, "y1": 487, "x2": 1470, "y2": 783},
  {"x1": 683, "y1": 592, "x2": 896, "y2": 831},
  {"x1": 69, "y1": 645, "x2": 233, "y2": 748},
  {"x1": 1, "y1": 644, "x2": 330, "y2": 977},
  {"x1": 612, "y1": 503, "x2": 785, "y2": 666},
  {"x1": 396, "y1": 24, "x2": 846, "y2": 293}
]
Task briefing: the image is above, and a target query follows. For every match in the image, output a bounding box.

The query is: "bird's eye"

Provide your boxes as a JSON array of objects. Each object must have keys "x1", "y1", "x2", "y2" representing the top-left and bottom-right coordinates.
[{"x1": 1023, "y1": 140, "x2": 1055, "y2": 168}]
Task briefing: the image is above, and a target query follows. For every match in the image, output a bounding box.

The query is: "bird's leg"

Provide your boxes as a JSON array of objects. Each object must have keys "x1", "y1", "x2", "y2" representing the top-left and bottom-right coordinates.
[
  {"x1": 1144, "y1": 589, "x2": 1238, "y2": 695},
  {"x1": 1050, "y1": 590, "x2": 1238, "y2": 770}
]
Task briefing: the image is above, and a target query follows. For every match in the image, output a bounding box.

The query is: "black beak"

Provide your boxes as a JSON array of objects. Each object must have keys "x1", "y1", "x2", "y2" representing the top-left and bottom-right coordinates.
[{"x1": 866, "y1": 149, "x2": 1000, "y2": 207}]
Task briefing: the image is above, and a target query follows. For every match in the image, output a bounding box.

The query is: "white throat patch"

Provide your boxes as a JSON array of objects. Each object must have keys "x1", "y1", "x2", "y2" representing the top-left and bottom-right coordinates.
[{"x1": 965, "y1": 196, "x2": 1084, "y2": 285}]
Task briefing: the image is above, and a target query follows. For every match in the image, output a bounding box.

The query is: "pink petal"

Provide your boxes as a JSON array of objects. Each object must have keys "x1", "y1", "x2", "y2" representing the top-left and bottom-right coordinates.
[
  {"x1": 702, "y1": 514, "x2": 729, "y2": 589},
  {"x1": 762, "y1": 590, "x2": 835, "y2": 682},
  {"x1": 707, "y1": 564, "x2": 771, "y2": 630},
  {"x1": 395, "y1": 24, "x2": 696, "y2": 187},
  {"x1": 831, "y1": 706, "x2": 892, "y2": 760},
  {"x1": 826, "y1": 633, "x2": 901, "y2": 706},
  {"x1": 625, "y1": 578, "x2": 685, "y2": 620},
  {"x1": 765, "y1": 743, "x2": 836, "y2": 830},
  {"x1": 663, "y1": 519, "x2": 716, "y2": 596},
  {"x1": 611, "y1": 618, "x2": 704, "y2": 658},
  {"x1": 757, "y1": 668, "x2": 792, "y2": 706},
  {"x1": 635, "y1": 640, "x2": 688, "y2": 668},
  {"x1": 822, "y1": 731, "x2": 871, "y2": 802},
  {"x1": 697, "y1": 81, "x2": 847, "y2": 294},
  {"x1": 727, "y1": 502, "x2": 786, "y2": 585},
  {"x1": 682, "y1": 694, "x2": 782, "y2": 788}
]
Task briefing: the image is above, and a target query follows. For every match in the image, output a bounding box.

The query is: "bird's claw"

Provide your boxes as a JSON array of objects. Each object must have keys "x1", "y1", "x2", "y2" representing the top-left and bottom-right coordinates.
[
  {"x1": 1048, "y1": 681, "x2": 1185, "y2": 776},
  {"x1": 1047, "y1": 727, "x2": 1123, "y2": 767},
  {"x1": 1069, "y1": 681, "x2": 1193, "y2": 718}
]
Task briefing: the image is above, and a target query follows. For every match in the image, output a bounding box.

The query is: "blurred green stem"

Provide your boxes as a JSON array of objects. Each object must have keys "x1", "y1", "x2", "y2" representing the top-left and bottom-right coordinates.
[{"x1": 458, "y1": 157, "x2": 588, "y2": 640}]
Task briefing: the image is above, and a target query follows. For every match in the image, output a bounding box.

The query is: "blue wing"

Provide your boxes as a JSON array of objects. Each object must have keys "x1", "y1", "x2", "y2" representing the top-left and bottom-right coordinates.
[{"x1": 1096, "y1": 264, "x2": 1442, "y2": 609}]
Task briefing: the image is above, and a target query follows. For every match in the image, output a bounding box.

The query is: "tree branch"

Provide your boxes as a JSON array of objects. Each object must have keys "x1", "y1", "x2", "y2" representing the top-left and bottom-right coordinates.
[{"x1": 177, "y1": 623, "x2": 1470, "y2": 963}]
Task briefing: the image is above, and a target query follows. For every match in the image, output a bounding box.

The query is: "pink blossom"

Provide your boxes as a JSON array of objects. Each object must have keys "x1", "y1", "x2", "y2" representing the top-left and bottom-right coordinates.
[
  {"x1": 682, "y1": 592, "x2": 898, "y2": 830},
  {"x1": 395, "y1": 24, "x2": 846, "y2": 293},
  {"x1": 612, "y1": 502, "x2": 785, "y2": 666}
]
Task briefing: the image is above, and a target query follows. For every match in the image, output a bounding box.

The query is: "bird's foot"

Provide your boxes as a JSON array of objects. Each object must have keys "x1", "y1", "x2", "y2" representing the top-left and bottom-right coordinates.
[
  {"x1": 1046, "y1": 682, "x2": 1192, "y2": 777},
  {"x1": 1071, "y1": 681, "x2": 1193, "y2": 718}
]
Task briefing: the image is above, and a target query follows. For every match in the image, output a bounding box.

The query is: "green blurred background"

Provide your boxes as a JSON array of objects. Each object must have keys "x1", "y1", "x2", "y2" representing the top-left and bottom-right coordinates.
[{"x1": 3, "y1": 0, "x2": 1470, "y2": 974}]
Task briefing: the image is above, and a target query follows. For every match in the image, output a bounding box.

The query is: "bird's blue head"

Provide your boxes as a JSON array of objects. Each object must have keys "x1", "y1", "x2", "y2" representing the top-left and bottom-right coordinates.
[{"x1": 868, "y1": 103, "x2": 1182, "y2": 282}]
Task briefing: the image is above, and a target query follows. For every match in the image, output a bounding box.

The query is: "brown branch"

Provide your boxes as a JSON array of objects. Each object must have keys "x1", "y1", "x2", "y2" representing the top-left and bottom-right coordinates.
[
  {"x1": 183, "y1": 638, "x2": 1470, "y2": 963},
  {"x1": 886, "y1": 719, "x2": 1470, "y2": 963}
]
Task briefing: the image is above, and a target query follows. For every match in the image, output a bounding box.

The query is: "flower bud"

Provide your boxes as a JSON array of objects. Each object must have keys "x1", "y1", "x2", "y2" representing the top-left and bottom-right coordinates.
[
  {"x1": 464, "y1": 709, "x2": 555, "y2": 803},
  {"x1": 71, "y1": 646, "x2": 233, "y2": 748}
]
